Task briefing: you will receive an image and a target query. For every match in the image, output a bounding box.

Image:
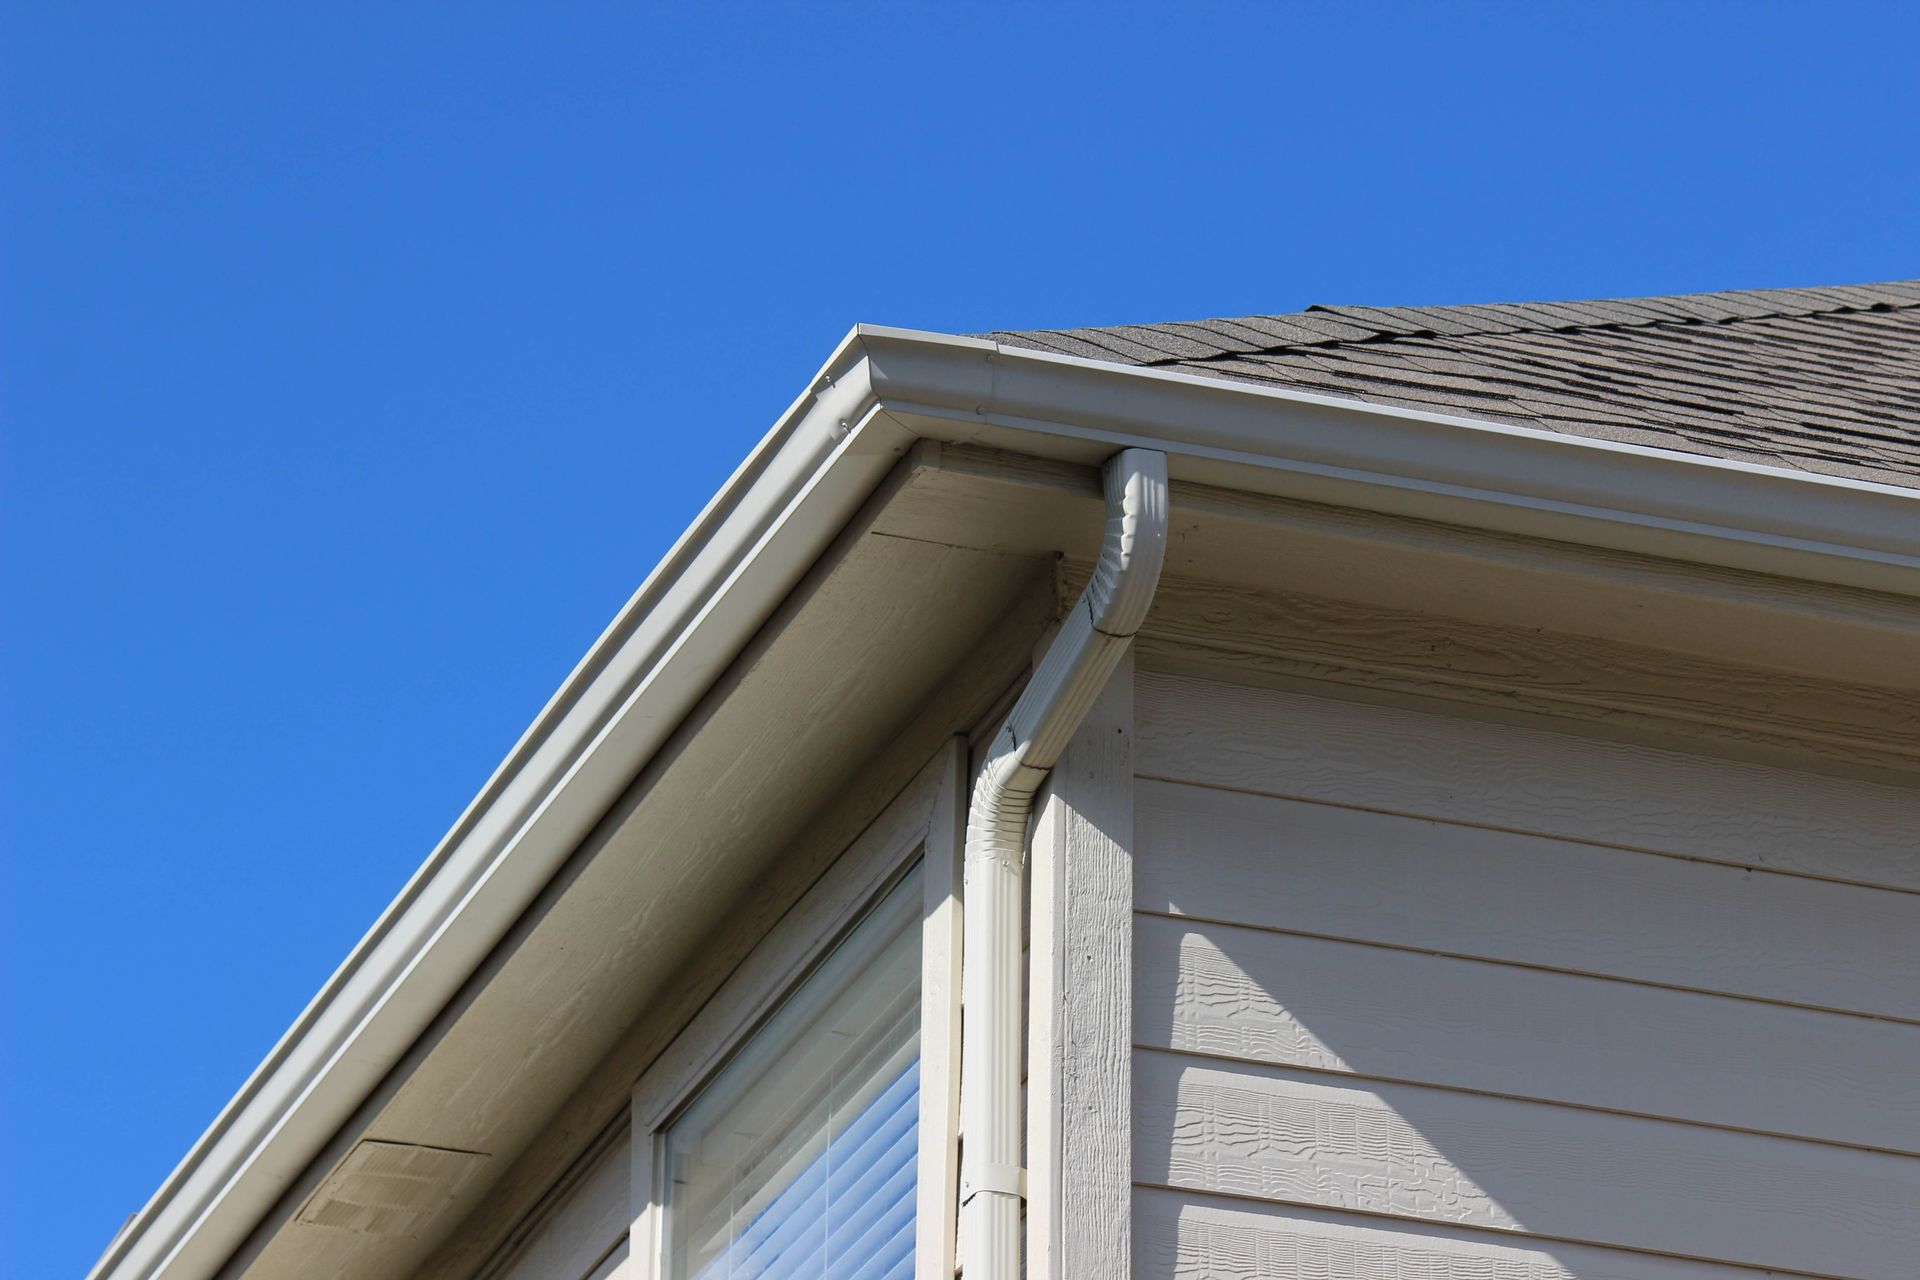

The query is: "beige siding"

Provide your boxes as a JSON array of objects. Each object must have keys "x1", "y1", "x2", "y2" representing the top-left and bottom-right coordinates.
[
  {"x1": 1137, "y1": 669, "x2": 1920, "y2": 891},
  {"x1": 1134, "y1": 1190, "x2": 1767, "y2": 1280},
  {"x1": 1135, "y1": 915, "x2": 1920, "y2": 1153},
  {"x1": 1133, "y1": 668, "x2": 1920, "y2": 1279},
  {"x1": 1136, "y1": 781, "x2": 1920, "y2": 1019}
]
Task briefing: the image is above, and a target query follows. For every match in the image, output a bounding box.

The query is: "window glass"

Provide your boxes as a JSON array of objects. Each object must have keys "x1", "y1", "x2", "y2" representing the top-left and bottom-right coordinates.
[{"x1": 663, "y1": 867, "x2": 921, "y2": 1280}]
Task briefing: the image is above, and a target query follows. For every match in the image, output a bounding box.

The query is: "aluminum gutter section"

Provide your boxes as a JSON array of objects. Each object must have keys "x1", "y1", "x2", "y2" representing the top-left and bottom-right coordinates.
[
  {"x1": 959, "y1": 449, "x2": 1167, "y2": 1280},
  {"x1": 88, "y1": 332, "x2": 915, "y2": 1280},
  {"x1": 860, "y1": 326, "x2": 1920, "y2": 597},
  {"x1": 100, "y1": 320, "x2": 1920, "y2": 1280}
]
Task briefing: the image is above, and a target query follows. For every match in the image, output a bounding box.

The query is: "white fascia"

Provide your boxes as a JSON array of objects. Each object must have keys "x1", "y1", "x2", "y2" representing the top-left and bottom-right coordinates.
[
  {"x1": 98, "y1": 322, "x2": 1920, "y2": 1280},
  {"x1": 90, "y1": 333, "x2": 914, "y2": 1280},
  {"x1": 860, "y1": 326, "x2": 1920, "y2": 597}
]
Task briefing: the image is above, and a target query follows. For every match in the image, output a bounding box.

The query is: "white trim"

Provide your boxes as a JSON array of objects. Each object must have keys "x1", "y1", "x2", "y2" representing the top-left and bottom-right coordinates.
[
  {"x1": 476, "y1": 1122, "x2": 633, "y2": 1280},
  {"x1": 1025, "y1": 656, "x2": 1136, "y2": 1280},
  {"x1": 625, "y1": 742, "x2": 959, "y2": 1280},
  {"x1": 91, "y1": 333, "x2": 910, "y2": 1280},
  {"x1": 860, "y1": 326, "x2": 1920, "y2": 596},
  {"x1": 101, "y1": 320, "x2": 1920, "y2": 1280},
  {"x1": 959, "y1": 451, "x2": 1168, "y2": 1280},
  {"x1": 628, "y1": 1132, "x2": 660, "y2": 1280},
  {"x1": 914, "y1": 739, "x2": 967, "y2": 1280}
]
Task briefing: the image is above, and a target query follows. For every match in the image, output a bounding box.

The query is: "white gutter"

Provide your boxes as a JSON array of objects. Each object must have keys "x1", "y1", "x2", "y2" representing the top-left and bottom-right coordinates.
[
  {"x1": 859, "y1": 327, "x2": 1920, "y2": 597},
  {"x1": 958, "y1": 448, "x2": 1167, "y2": 1280},
  {"x1": 99, "y1": 321, "x2": 1920, "y2": 1280},
  {"x1": 89, "y1": 333, "x2": 913, "y2": 1280}
]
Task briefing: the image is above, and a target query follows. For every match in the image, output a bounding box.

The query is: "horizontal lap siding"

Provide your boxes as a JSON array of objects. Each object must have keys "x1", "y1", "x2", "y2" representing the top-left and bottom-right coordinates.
[
  {"x1": 1134, "y1": 915, "x2": 1920, "y2": 1154},
  {"x1": 1132, "y1": 669, "x2": 1920, "y2": 1279},
  {"x1": 1134, "y1": 1189, "x2": 1776, "y2": 1280},
  {"x1": 1134, "y1": 1052, "x2": 1920, "y2": 1278},
  {"x1": 1136, "y1": 670, "x2": 1920, "y2": 892},
  {"x1": 1135, "y1": 780, "x2": 1920, "y2": 1020}
]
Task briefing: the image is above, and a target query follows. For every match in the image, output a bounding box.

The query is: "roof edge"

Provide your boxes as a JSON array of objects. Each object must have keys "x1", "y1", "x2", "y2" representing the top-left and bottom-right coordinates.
[
  {"x1": 985, "y1": 278, "x2": 1920, "y2": 363},
  {"x1": 860, "y1": 325, "x2": 1920, "y2": 594},
  {"x1": 104, "y1": 320, "x2": 1920, "y2": 1280},
  {"x1": 90, "y1": 330, "x2": 919, "y2": 1280}
]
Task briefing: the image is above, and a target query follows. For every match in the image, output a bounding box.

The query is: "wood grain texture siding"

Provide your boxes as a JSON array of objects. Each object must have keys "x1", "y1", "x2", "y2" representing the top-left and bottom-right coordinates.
[
  {"x1": 1133, "y1": 1189, "x2": 1774, "y2": 1280},
  {"x1": 489, "y1": 1125, "x2": 630, "y2": 1280},
  {"x1": 1133, "y1": 1050, "x2": 1920, "y2": 1279},
  {"x1": 1134, "y1": 915, "x2": 1920, "y2": 1154},
  {"x1": 1131, "y1": 668, "x2": 1920, "y2": 1279},
  {"x1": 1136, "y1": 779, "x2": 1920, "y2": 1020},
  {"x1": 414, "y1": 573, "x2": 1057, "y2": 1280},
  {"x1": 1136, "y1": 668, "x2": 1920, "y2": 892},
  {"x1": 1117, "y1": 573, "x2": 1920, "y2": 774},
  {"x1": 1053, "y1": 663, "x2": 1135, "y2": 1280}
]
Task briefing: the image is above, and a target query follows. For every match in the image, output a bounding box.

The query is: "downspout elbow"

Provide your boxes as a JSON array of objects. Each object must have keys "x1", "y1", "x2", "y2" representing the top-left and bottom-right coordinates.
[{"x1": 958, "y1": 448, "x2": 1168, "y2": 1279}]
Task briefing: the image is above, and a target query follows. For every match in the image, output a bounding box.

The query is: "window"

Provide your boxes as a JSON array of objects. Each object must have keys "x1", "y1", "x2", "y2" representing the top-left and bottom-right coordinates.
[{"x1": 660, "y1": 868, "x2": 921, "y2": 1280}]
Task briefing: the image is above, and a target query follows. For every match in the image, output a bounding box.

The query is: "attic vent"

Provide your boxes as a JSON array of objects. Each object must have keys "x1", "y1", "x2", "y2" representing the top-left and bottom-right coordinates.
[{"x1": 297, "y1": 1139, "x2": 490, "y2": 1238}]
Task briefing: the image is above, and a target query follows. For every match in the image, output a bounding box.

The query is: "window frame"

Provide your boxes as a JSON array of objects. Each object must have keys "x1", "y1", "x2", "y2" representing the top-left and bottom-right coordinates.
[{"x1": 628, "y1": 740, "x2": 966, "y2": 1280}]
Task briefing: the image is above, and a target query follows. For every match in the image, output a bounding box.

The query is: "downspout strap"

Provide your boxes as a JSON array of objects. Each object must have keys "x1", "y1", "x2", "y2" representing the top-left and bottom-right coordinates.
[{"x1": 961, "y1": 1163, "x2": 1028, "y2": 1205}]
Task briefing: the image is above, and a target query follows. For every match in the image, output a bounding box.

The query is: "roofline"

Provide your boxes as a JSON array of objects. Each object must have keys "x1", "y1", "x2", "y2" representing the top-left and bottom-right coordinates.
[
  {"x1": 99, "y1": 324, "x2": 1920, "y2": 1280},
  {"x1": 90, "y1": 329, "x2": 916, "y2": 1280},
  {"x1": 861, "y1": 326, "x2": 1920, "y2": 594}
]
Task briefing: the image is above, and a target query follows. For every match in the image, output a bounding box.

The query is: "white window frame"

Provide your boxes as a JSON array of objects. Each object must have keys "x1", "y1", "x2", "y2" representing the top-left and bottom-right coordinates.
[{"x1": 627, "y1": 740, "x2": 966, "y2": 1280}]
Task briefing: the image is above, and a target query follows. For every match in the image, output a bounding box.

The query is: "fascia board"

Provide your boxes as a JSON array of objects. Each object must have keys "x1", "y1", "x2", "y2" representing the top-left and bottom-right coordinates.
[
  {"x1": 91, "y1": 333, "x2": 914, "y2": 1280},
  {"x1": 858, "y1": 326, "x2": 1920, "y2": 597},
  {"x1": 105, "y1": 319, "x2": 1920, "y2": 1280}
]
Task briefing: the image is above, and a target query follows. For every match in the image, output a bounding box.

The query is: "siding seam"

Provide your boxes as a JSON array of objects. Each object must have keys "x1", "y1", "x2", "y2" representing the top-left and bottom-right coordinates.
[
  {"x1": 1131, "y1": 906, "x2": 1920, "y2": 1028},
  {"x1": 1127, "y1": 1184, "x2": 1853, "y2": 1280},
  {"x1": 1133, "y1": 772, "x2": 1920, "y2": 898}
]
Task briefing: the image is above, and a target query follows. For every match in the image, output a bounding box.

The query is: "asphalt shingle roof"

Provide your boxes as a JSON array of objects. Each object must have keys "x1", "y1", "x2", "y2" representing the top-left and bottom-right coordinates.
[{"x1": 982, "y1": 281, "x2": 1920, "y2": 488}]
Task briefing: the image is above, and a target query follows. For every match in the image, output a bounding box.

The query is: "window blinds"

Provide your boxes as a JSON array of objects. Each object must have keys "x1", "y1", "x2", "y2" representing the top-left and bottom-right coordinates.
[{"x1": 665, "y1": 870, "x2": 922, "y2": 1280}]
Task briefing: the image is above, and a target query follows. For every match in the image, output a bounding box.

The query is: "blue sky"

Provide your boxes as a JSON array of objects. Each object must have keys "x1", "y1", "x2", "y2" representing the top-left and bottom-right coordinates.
[{"x1": 3, "y1": 2, "x2": 1917, "y2": 1273}]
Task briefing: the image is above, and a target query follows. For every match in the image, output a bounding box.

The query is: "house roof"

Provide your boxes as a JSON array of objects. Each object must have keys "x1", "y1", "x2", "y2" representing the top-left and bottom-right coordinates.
[
  {"x1": 982, "y1": 281, "x2": 1920, "y2": 489},
  {"x1": 99, "y1": 288, "x2": 1920, "y2": 1280}
]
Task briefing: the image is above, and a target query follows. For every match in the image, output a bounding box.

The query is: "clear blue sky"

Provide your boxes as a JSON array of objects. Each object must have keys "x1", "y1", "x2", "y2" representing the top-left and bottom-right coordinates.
[{"x1": 4, "y1": 2, "x2": 1916, "y2": 1273}]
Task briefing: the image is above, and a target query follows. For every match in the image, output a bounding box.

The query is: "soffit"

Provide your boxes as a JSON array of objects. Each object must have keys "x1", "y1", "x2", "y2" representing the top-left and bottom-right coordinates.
[
  {"x1": 224, "y1": 439, "x2": 1920, "y2": 1279},
  {"x1": 226, "y1": 454, "x2": 1055, "y2": 1280},
  {"x1": 867, "y1": 444, "x2": 1920, "y2": 691}
]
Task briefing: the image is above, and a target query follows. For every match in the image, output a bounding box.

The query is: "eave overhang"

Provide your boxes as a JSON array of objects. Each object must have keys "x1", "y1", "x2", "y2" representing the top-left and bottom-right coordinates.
[
  {"x1": 862, "y1": 326, "x2": 1920, "y2": 596},
  {"x1": 97, "y1": 324, "x2": 1920, "y2": 1280}
]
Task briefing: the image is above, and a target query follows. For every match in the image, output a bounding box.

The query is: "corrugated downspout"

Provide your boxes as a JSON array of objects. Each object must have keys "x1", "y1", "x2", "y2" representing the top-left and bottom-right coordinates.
[{"x1": 958, "y1": 448, "x2": 1168, "y2": 1279}]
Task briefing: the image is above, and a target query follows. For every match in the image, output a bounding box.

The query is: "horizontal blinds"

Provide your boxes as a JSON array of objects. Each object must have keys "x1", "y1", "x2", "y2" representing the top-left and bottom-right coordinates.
[
  {"x1": 667, "y1": 870, "x2": 922, "y2": 1280},
  {"x1": 694, "y1": 1057, "x2": 918, "y2": 1280}
]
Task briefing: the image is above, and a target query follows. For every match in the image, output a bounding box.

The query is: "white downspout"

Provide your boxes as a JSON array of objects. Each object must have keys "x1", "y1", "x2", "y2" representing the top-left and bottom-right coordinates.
[{"x1": 958, "y1": 447, "x2": 1168, "y2": 1279}]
